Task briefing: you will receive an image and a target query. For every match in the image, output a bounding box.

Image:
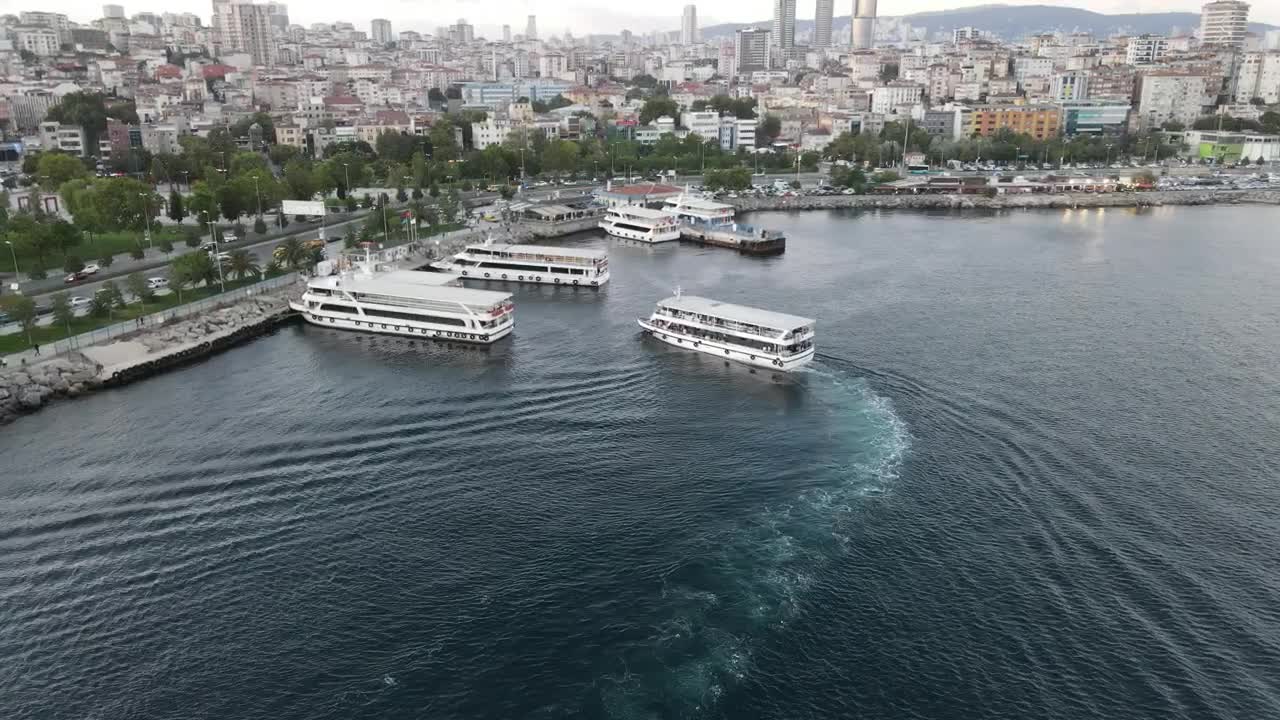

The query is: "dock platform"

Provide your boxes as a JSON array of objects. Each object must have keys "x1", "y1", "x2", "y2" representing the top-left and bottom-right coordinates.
[{"x1": 678, "y1": 223, "x2": 786, "y2": 255}]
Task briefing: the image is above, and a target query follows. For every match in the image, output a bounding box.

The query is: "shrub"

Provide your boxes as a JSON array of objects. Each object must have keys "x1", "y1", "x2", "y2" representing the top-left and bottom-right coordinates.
[
  {"x1": 98, "y1": 252, "x2": 115, "y2": 268},
  {"x1": 253, "y1": 216, "x2": 267, "y2": 234},
  {"x1": 63, "y1": 255, "x2": 85, "y2": 274},
  {"x1": 158, "y1": 238, "x2": 174, "y2": 254},
  {"x1": 129, "y1": 244, "x2": 145, "y2": 260}
]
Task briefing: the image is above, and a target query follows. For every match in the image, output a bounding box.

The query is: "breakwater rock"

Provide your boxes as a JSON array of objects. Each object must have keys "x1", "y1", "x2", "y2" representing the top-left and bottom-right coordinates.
[
  {"x1": 0, "y1": 354, "x2": 104, "y2": 425},
  {"x1": 0, "y1": 289, "x2": 297, "y2": 426},
  {"x1": 728, "y1": 189, "x2": 1280, "y2": 212}
]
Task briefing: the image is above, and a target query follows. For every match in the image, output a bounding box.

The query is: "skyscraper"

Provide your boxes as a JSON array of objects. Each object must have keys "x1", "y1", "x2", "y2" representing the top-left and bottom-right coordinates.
[
  {"x1": 526, "y1": 15, "x2": 537, "y2": 40},
  {"x1": 1199, "y1": 0, "x2": 1249, "y2": 48},
  {"x1": 102, "y1": 4, "x2": 125, "y2": 19},
  {"x1": 851, "y1": 0, "x2": 877, "y2": 50},
  {"x1": 228, "y1": 2, "x2": 275, "y2": 66},
  {"x1": 772, "y1": 0, "x2": 795, "y2": 50},
  {"x1": 734, "y1": 26, "x2": 771, "y2": 75},
  {"x1": 265, "y1": 2, "x2": 288, "y2": 31},
  {"x1": 681, "y1": 5, "x2": 697, "y2": 45},
  {"x1": 370, "y1": 18, "x2": 393, "y2": 44},
  {"x1": 503, "y1": 24, "x2": 511, "y2": 42},
  {"x1": 814, "y1": 0, "x2": 833, "y2": 47}
]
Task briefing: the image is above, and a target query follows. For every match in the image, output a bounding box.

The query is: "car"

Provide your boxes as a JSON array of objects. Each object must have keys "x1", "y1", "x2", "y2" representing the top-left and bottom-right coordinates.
[
  {"x1": 216, "y1": 252, "x2": 232, "y2": 262},
  {"x1": 0, "y1": 311, "x2": 11, "y2": 324},
  {"x1": 64, "y1": 272, "x2": 84, "y2": 284},
  {"x1": 81, "y1": 263, "x2": 100, "y2": 275},
  {"x1": 200, "y1": 241, "x2": 218, "y2": 252},
  {"x1": 69, "y1": 296, "x2": 91, "y2": 309},
  {"x1": 146, "y1": 277, "x2": 169, "y2": 289}
]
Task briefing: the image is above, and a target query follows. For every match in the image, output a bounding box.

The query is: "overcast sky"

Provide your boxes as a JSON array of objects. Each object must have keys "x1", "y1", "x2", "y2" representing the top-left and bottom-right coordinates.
[{"x1": 4, "y1": 0, "x2": 1277, "y2": 36}]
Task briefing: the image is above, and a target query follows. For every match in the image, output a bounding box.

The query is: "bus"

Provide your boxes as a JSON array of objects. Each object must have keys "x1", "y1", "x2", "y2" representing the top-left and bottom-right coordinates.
[{"x1": 907, "y1": 164, "x2": 931, "y2": 175}]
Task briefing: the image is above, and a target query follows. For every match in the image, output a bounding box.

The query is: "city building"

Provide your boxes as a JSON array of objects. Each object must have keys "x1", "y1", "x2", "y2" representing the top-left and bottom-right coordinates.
[
  {"x1": 968, "y1": 105, "x2": 1062, "y2": 140},
  {"x1": 719, "y1": 116, "x2": 756, "y2": 150},
  {"x1": 1136, "y1": 71, "x2": 1217, "y2": 128},
  {"x1": 734, "y1": 27, "x2": 771, "y2": 76},
  {"x1": 814, "y1": 0, "x2": 834, "y2": 48},
  {"x1": 682, "y1": 5, "x2": 697, "y2": 45},
  {"x1": 772, "y1": 0, "x2": 796, "y2": 50},
  {"x1": 1050, "y1": 71, "x2": 1091, "y2": 101},
  {"x1": 1126, "y1": 34, "x2": 1170, "y2": 65},
  {"x1": 681, "y1": 111, "x2": 720, "y2": 140},
  {"x1": 870, "y1": 82, "x2": 924, "y2": 115},
  {"x1": 526, "y1": 15, "x2": 537, "y2": 40},
  {"x1": 228, "y1": 2, "x2": 276, "y2": 67},
  {"x1": 1181, "y1": 130, "x2": 1280, "y2": 162},
  {"x1": 1060, "y1": 101, "x2": 1131, "y2": 136},
  {"x1": 38, "y1": 122, "x2": 88, "y2": 157},
  {"x1": 922, "y1": 106, "x2": 968, "y2": 141},
  {"x1": 1234, "y1": 50, "x2": 1280, "y2": 104},
  {"x1": 13, "y1": 26, "x2": 60, "y2": 57},
  {"x1": 471, "y1": 119, "x2": 513, "y2": 150},
  {"x1": 851, "y1": 0, "x2": 877, "y2": 50},
  {"x1": 371, "y1": 19, "x2": 393, "y2": 45},
  {"x1": 1199, "y1": 0, "x2": 1250, "y2": 48},
  {"x1": 103, "y1": 4, "x2": 125, "y2": 18}
]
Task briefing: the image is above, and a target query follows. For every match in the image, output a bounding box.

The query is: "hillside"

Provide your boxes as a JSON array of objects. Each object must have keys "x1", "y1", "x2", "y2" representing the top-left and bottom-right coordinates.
[{"x1": 698, "y1": 4, "x2": 1276, "y2": 41}]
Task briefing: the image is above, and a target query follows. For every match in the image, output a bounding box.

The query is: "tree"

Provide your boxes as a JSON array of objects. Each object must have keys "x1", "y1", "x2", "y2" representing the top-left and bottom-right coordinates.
[
  {"x1": 37, "y1": 153, "x2": 89, "y2": 190},
  {"x1": 542, "y1": 140, "x2": 578, "y2": 176},
  {"x1": 704, "y1": 168, "x2": 752, "y2": 191},
  {"x1": 100, "y1": 279, "x2": 126, "y2": 309},
  {"x1": 268, "y1": 144, "x2": 300, "y2": 166},
  {"x1": 63, "y1": 255, "x2": 85, "y2": 274},
  {"x1": 173, "y1": 250, "x2": 217, "y2": 289},
  {"x1": 125, "y1": 272, "x2": 153, "y2": 306},
  {"x1": 756, "y1": 115, "x2": 782, "y2": 147},
  {"x1": 167, "y1": 190, "x2": 187, "y2": 223},
  {"x1": 639, "y1": 97, "x2": 679, "y2": 125},
  {"x1": 253, "y1": 216, "x2": 267, "y2": 234},
  {"x1": 217, "y1": 184, "x2": 245, "y2": 223},
  {"x1": 227, "y1": 249, "x2": 261, "y2": 280},
  {"x1": 167, "y1": 264, "x2": 190, "y2": 302},
  {"x1": 631, "y1": 73, "x2": 658, "y2": 89},
  {"x1": 282, "y1": 157, "x2": 318, "y2": 200},
  {"x1": 499, "y1": 185, "x2": 515, "y2": 200},
  {"x1": 0, "y1": 295, "x2": 37, "y2": 343},
  {"x1": 439, "y1": 190, "x2": 461, "y2": 223},
  {"x1": 343, "y1": 195, "x2": 358, "y2": 212},
  {"x1": 396, "y1": 187, "x2": 408, "y2": 202},
  {"x1": 44, "y1": 91, "x2": 137, "y2": 149},
  {"x1": 98, "y1": 250, "x2": 115, "y2": 268},
  {"x1": 130, "y1": 243, "x2": 145, "y2": 260},
  {"x1": 51, "y1": 292, "x2": 74, "y2": 331},
  {"x1": 277, "y1": 237, "x2": 307, "y2": 270}
]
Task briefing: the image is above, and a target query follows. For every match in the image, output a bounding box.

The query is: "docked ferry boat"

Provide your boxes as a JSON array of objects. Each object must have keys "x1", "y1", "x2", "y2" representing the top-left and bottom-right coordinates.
[
  {"x1": 637, "y1": 292, "x2": 816, "y2": 371},
  {"x1": 599, "y1": 205, "x2": 681, "y2": 243},
  {"x1": 431, "y1": 242, "x2": 610, "y2": 286},
  {"x1": 290, "y1": 267, "x2": 514, "y2": 344},
  {"x1": 664, "y1": 194, "x2": 736, "y2": 227}
]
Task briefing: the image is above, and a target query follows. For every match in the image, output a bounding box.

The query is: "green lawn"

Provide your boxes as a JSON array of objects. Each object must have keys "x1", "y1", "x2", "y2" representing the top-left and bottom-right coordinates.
[
  {"x1": 0, "y1": 273, "x2": 285, "y2": 355},
  {"x1": 0, "y1": 225, "x2": 206, "y2": 275}
]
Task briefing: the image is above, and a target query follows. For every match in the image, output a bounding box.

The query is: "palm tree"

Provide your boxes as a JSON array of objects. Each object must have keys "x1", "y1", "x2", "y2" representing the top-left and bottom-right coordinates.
[
  {"x1": 227, "y1": 249, "x2": 261, "y2": 281},
  {"x1": 279, "y1": 237, "x2": 307, "y2": 270}
]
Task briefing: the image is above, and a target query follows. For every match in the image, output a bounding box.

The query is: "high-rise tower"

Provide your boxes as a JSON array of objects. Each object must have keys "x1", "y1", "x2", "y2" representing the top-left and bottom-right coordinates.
[
  {"x1": 851, "y1": 0, "x2": 876, "y2": 50},
  {"x1": 526, "y1": 14, "x2": 537, "y2": 40},
  {"x1": 814, "y1": 0, "x2": 834, "y2": 47},
  {"x1": 681, "y1": 5, "x2": 697, "y2": 45}
]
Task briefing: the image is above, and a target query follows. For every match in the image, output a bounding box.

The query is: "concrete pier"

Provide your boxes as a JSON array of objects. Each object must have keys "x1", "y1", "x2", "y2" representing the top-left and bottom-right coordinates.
[{"x1": 679, "y1": 224, "x2": 786, "y2": 255}]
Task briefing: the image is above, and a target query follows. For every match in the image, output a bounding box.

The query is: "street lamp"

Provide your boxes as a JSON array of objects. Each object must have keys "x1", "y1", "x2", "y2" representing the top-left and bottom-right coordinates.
[
  {"x1": 201, "y1": 212, "x2": 226, "y2": 293},
  {"x1": 343, "y1": 163, "x2": 351, "y2": 196},
  {"x1": 253, "y1": 175, "x2": 262, "y2": 218},
  {"x1": 1105, "y1": 143, "x2": 1114, "y2": 167},
  {"x1": 138, "y1": 193, "x2": 153, "y2": 248},
  {"x1": 4, "y1": 240, "x2": 18, "y2": 275}
]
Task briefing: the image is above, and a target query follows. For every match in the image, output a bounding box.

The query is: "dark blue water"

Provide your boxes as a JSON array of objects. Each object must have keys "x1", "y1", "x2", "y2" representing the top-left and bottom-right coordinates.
[{"x1": 4, "y1": 206, "x2": 1280, "y2": 719}]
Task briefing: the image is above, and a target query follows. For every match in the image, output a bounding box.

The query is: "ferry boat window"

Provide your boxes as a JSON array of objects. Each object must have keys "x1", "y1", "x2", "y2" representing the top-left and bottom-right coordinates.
[{"x1": 361, "y1": 307, "x2": 468, "y2": 327}]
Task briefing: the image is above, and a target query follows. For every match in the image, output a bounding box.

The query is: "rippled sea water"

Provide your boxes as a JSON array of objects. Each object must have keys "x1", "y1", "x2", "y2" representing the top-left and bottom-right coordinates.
[{"x1": 4, "y1": 206, "x2": 1280, "y2": 719}]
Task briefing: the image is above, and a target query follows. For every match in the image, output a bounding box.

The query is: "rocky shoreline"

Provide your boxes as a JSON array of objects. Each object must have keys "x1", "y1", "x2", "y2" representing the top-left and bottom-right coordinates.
[
  {"x1": 728, "y1": 188, "x2": 1280, "y2": 212},
  {"x1": 1, "y1": 289, "x2": 296, "y2": 426}
]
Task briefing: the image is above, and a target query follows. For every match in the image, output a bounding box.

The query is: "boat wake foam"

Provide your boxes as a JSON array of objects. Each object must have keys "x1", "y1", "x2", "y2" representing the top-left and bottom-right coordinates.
[{"x1": 598, "y1": 364, "x2": 910, "y2": 718}]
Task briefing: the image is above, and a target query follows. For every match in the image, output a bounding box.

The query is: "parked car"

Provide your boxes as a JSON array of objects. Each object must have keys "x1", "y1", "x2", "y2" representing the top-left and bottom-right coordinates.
[
  {"x1": 81, "y1": 263, "x2": 100, "y2": 275},
  {"x1": 69, "y1": 296, "x2": 91, "y2": 309},
  {"x1": 146, "y1": 277, "x2": 169, "y2": 290}
]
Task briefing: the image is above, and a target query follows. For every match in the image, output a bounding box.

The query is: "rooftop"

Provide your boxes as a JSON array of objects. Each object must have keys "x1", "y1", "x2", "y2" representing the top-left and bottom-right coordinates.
[
  {"x1": 611, "y1": 205, "x2": 677, "y2": 219},
  {"x1": 471, "y1": 243, "x2": 607, "y2": 259},
  {"x1": 603, "y1": 182, "x2": 681, "y2": 197},
  {"x1": 311, "y1": 271, "x2": 510, "y2": 307},
  {"x1": 659, "y1": 295, "x2": 815, "y2": 331}
]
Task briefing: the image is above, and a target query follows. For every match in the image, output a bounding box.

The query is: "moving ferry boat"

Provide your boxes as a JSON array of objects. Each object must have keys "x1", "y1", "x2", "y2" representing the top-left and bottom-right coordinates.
[
  {"x1": 599, "y1": 205, "x2": 681, "y2": 243},
  {"x1": 637, "y1": 292, "x2": 816, "y2": 371},
  {"x1": 290, "y1": 267, "x2": 514, "y2": 344},
  {"x1": 431, "y1": 242, "x2": 610, "y2": 286}
]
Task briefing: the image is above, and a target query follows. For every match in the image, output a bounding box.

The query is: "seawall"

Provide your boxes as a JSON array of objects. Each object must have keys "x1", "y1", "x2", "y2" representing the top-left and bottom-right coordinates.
[
  {"x1": 727, "y1": 189, "x2": 1280, "y2": 212},
  {"x1": 1, "y1": 289, "x2": 297, "y2": 426}
]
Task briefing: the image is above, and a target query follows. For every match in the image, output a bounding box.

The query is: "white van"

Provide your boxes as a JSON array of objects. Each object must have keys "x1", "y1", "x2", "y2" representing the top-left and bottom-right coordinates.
[{"x1": 146, "y1": 277, "x2": 169, "y2": 290}]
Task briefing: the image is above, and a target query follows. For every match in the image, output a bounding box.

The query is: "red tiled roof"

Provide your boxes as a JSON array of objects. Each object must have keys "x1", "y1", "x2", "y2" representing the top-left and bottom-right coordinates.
[{"x1": 202, "y1": 64, "x2": 237, "y2": 78}]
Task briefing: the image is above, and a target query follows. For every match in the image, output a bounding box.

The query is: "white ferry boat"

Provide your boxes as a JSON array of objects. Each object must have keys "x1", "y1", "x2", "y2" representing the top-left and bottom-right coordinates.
[
  {"x1": 599, "y1": 205, "x2": 681, "y2": 243},
  {"x1": 637, "y1": 292, "x2": 816, "y2": 371},
  {"x1": 290, "y1": 267, "x2": 514, "y2": 344},
  {"x1": 664, "y1": 194, "x2": 736, "y2": 227},
  {"x1": 432, "y1": 242, "x2": 610, "y2": 286}
]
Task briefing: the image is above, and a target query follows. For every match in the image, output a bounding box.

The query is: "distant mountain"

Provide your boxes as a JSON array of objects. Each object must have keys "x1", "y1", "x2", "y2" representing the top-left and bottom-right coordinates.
[{"x1": 698, "y1": 4, "x2": 1276, "y2": 41}]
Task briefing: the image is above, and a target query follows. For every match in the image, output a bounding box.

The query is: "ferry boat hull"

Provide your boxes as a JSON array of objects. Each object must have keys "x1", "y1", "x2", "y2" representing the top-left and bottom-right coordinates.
[
  {"x1": 637, "y1": 317, "x2": 814, "y2": 371},
  {"x1": 434, "y1": 263, "x2": 608, "y2": 287},
  {"x1": 290, "y1": 300, "x2": 513, "y2": 344},
  {"x1": 599, "y1": 220, "x2": 681, "y2": 244}
]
